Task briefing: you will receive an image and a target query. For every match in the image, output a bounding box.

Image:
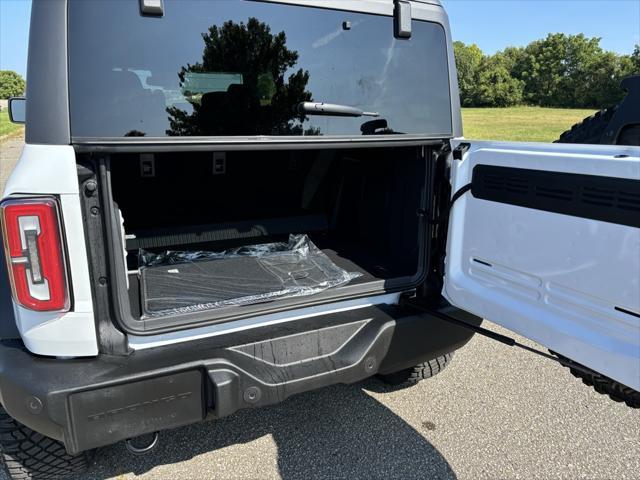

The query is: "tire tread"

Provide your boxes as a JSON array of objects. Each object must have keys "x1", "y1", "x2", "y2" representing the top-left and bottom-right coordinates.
[
  {"x1": 377, "y1": 353, "x2": 453, "y2": 387},
  {"x1": 555, "y1": 106, "x2": 616, "y2": 145},
  {"x1": 0, "y1": 408, "x2": 89, "y2": 480},
  {"x1": 553, "y1": 353, "x2": 640, "y2": 409}
]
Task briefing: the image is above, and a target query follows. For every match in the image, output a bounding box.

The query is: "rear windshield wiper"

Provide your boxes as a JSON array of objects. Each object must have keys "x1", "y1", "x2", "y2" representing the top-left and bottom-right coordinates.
[{"x1": 297, "y1": 102, "x2": 379, "y2": 118}]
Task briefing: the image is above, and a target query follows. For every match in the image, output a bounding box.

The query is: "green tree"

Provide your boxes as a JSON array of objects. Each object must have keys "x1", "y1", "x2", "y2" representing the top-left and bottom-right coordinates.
[
  {"x1": 574, "y1": 50, "x2": 631, "y2": 107},
  {"x1": 449, "y1": 35, "x2": 635, "y2": 109},
  {"x1": 453, "y1": 41, "x2": 483, "y2": 107},
  {"x1": 513, "y1": 33, "x2": 631, "y2": 108},
  {"x1": 497, "y1": 46, "x2": 526, "y2": 73},
  {"x1": 166, "y1": 18, "x2": 314, "y2": 136},
  {"x1": 626, "y1": 44, "x2": 640, "y2": 75},
  {"x1": 454, "y1": 42, "x2": 523, "y2": 107},
  {"x1": 475, "y1": 55, "x2": 524, "y2": 107},
  {"x1": 0, "y1": 70, "x2": 26, "y2": 99}
]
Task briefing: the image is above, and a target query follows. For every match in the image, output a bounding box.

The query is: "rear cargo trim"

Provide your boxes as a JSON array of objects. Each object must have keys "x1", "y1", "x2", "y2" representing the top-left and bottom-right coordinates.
[
  {"x1": 127, "y1": 293, "x2": 400, "y2": 350},
  {"x1": 73, "y1": 137, "x2": 445, "y2": 153}
]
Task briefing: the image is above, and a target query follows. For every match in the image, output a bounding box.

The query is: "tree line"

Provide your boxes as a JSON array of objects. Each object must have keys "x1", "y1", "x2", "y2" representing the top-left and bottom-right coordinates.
[
  {"x1": 0, "y1": 70, "x2": 26, "y2": 99},
  {"x1": 454, "y1": 33, "x2": 640, "y2": 109}
]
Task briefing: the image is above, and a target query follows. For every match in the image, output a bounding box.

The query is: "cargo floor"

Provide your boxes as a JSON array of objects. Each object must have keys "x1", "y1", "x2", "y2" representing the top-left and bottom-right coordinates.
[{"x1": 127, "y1": 237, "x2": 401, "y2": 319}]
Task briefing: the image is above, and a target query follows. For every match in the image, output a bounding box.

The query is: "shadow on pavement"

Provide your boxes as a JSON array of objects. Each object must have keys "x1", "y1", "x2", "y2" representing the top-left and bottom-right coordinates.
[{"x1": 79, "y1": 379, "x2": 456, "y2": 480}]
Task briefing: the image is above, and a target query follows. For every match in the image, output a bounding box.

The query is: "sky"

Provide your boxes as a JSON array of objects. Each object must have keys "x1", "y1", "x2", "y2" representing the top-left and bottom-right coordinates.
[
  {"x1": 1, "y1": 0, "x2": 639, "y2": 79},
  {"x1": 443, "y1": 0, "x2": 640, "y2": 55}
]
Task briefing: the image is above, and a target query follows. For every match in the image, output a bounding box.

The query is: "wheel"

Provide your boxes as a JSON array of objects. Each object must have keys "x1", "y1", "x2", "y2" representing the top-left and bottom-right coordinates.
[
  {"x1": 552, "y1": 353, "x2": 640, "y2": 409},
  {"x1": 616, "y1": 124, "x2": 640, "y2": 146},
  {"x1": 0, "y1": 407, "x2": 90, "y2": 480},
  {"x1": 555, "y1": 105, "x2": 640, "y2": 146},
  {"x1": 555, "y1": 107, "x2": 617, "y2": 145},
  {"x1": 377, "y1": 353, "x2": 453, "y2": 387}
]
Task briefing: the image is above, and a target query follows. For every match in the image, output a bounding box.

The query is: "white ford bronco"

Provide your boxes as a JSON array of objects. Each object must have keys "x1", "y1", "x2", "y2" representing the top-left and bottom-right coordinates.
[{"x1": 1, "y1": 0, "x2": 639, "y2": 478}]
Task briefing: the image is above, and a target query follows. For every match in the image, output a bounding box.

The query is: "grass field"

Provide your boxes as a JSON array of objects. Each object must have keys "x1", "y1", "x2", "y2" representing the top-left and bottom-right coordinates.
[
  {"x1": 461, "y1": 106, "x2": 597, "y2": 143},
  {"x1": 0, "y1": 110, "x2": 23, "y2": 138}
]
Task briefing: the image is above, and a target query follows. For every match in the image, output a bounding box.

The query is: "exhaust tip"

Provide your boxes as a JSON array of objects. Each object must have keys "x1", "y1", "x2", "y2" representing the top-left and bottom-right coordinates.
[{"x1": 125, "y1": 432, "x2": 159, "y2": 455}]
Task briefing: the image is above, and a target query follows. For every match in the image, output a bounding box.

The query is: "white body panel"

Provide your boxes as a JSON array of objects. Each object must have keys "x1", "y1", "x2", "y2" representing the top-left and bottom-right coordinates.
[
  {"x1": 3, "y1": 144, "x2": 98, "y2": 356},
  {"x1": 445, "y1": 140, "x2": 640, "y2": 390}
]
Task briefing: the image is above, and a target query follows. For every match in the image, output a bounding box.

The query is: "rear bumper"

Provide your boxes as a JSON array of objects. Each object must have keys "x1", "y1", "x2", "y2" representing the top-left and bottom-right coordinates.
[{"x1": 0, "y1": 303, "x2": 480, "y2": 454}]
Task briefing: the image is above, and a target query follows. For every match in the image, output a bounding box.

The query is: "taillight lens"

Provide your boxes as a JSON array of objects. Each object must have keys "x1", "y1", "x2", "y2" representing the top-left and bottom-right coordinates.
[{"x1": 0, "y1": 197, "x2": 70, "y2": 312}]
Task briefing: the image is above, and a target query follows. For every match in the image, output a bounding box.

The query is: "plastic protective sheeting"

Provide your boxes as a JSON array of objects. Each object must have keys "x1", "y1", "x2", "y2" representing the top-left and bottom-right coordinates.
[{"x1": 138, "y1": 234, "x2": 362, "y2": 317}]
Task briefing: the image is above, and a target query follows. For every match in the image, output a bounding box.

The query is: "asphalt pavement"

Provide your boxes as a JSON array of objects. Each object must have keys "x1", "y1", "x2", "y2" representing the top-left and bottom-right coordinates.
[
  {"x1": 72, "y1": 324, "x2": 639, "y2": 480},
  {"x1": 1, "y1": 136, "x2": 638, "y2": 480}
]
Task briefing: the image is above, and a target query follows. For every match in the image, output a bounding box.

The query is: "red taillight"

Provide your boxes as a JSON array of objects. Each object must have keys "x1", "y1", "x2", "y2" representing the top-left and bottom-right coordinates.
[{"x1": 0, "y1": 197, "x2": 69, "y2": 312}]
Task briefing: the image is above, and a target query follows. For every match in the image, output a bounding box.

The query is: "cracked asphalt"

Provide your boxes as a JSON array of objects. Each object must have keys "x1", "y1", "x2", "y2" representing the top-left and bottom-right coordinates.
[{"x1": 1, "y1": 136, "x2": 639, "y2": 480}]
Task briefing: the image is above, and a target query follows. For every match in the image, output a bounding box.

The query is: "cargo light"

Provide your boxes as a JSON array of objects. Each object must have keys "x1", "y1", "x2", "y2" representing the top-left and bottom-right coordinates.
[{"x1": 0, "y1": 197, "x2": 70, "y2": 312}]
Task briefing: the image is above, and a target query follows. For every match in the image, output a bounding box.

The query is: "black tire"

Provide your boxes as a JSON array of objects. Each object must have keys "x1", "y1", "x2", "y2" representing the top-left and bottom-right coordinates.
[
  {"x1": 555, "y1": 106, "x2": 617, "y2": 145},
  {"x1": 377, "y1": 353, "x2": 453, "y2": 387},
  {"x1": 0, "y1": 408, "x2": 90, "y2": 480},
  {"x1": 556, "y1": 105, "x2": 640, "y2": 146},
  {"x1": 616, "y1": 124, "x2": 640, "y2": 146},
  {"x1": 553, "y1": 353, "x2": 640, "y2": 409}
]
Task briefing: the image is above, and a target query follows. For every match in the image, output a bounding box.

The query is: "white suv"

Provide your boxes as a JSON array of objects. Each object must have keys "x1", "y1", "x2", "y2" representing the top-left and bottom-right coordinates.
[{"x1": 1, "y1": 1, "x2": 638, "y2": 478}]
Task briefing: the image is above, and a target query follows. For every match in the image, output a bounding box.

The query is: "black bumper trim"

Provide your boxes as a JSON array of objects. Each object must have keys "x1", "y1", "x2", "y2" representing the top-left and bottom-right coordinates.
[{"x1": 0, "y1": 303, "x2": 479, "y2": 454}]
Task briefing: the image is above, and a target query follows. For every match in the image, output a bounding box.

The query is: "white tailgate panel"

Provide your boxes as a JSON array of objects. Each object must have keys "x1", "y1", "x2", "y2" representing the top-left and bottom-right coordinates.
[{"x1": 445, "y1": 141, "x2": 640, "y2": 390}]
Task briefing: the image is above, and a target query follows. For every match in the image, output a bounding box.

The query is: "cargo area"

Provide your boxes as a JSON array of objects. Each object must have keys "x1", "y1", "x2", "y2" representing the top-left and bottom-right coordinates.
[{"x1": 106, "y1": 146, "x2": 431, "y2": 321}]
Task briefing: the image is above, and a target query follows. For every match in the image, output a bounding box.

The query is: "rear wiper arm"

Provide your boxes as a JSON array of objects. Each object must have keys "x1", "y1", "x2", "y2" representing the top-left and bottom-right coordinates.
[{"x1": 297, "y1": 102, "x2": 379, "y2": 118}]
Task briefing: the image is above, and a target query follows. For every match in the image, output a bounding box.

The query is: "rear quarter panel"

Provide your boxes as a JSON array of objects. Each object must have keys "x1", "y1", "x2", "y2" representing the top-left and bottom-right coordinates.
[{"x1": 2, "y1": 145, "x2": 98, "y2": 356}]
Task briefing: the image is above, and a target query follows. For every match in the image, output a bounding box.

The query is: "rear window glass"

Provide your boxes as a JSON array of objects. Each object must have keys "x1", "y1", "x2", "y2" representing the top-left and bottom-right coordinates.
[{"x1": 68, "y1": 0, "x2": 452, "y2": 138}]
